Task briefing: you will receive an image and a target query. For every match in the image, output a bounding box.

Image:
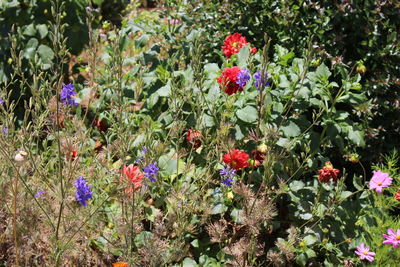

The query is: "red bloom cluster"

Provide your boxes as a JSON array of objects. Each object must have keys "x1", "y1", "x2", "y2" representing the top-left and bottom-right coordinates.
[
  {"x1": 217, "y1": 66, "x2": 244, "y2": 95},
  {"x1": 222, "y1": 33, "x2": 257, "y2": 58},
  {"x1": 395, "y1": 191, "x2": 400, "y2": 201},
  {"x1": 318, "y1": 162, "x2": 340, "y2": 183},
  {"x1": 121, "y1": 164, "x2": 144, "y2": 194},
  {"x1": 222, "y1": 149, "x2": 249, "y2": 170},
  {"x1": 186, "y1": 129, "x2": 202, "y2": 149}
]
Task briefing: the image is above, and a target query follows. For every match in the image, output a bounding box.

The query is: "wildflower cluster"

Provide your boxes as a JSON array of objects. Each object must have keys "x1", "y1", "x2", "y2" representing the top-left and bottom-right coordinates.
[
  {"x1": 220, "y1": 167, "x2": 237, "y2": 187},
  {"x1": 60, "y1": 83, "x2": 79, "y2": 106},
  {"x1": 143, "y1": 162, "x2": 159, "y2": 182},
  {"x1": 74, "y1": 176, "x2": 93, "y2": 206}
]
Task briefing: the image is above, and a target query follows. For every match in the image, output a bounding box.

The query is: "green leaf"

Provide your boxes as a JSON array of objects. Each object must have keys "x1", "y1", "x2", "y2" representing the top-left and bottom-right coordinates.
[
  {"x1": 290, "y1": 180, "x2": 305, "y2": 192},
  {"x1": 36, "y1": 24, "x2": 48, "y2": 39},
  {"x1": 316, "y1": 64, "x2": 331, "y2": 81},
  {"x1": 237, "y1": 46, "x2": 250, "y2": 68},
  {"x1": 348, "y1": 127, "x2": 365, "y2": 147},
  {"x1": 37, "y1": 44, "x2": 54, "y2": 69},
  {"x1": 158, "y1": 154, "x2": 186, "y2": 177},
  {"x1": 230, "y1": 208, "x2": 245, "y2": 224},
  {"x1": 23, "y1": 24, "x2": 37, "y2": 36},
  {"x1": 157, "y1": 81, "x2": 171, "y2": 97},
  {"x1": 211, "y1": 203, "x2": 228, "y2": 214},
  {"x1": 236, "y1": 106, "x2": 257, "y2": 123},
  {"x1": 182, "y1": 258, "x2": 198, "y2": 267},
  {"x1": 281, "y1": 121, "x2": 301, "y2": 137},
  {"x1": 303, "y1": 235, "x2": 318, "y2": 246}
]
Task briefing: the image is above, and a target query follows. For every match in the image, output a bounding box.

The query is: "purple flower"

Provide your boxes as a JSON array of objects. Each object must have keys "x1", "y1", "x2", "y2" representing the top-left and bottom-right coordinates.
[
  {"x1": 141, "y1": 146, "x2": 148, "y2": 154},
  {"x1": 0, "y1": 98, "x2": 4, "y2": 105},
  {"x1": 35, "y1": 190, "x2": 45, "y2": 198},
  {"x1": 236, "y1": 68, "x2": 251, "y2": 87},
  {"x1": 2, "y1": 126, "x2": 7, "y2": 135},
  {"x1": 355, "y1": 243, "x2": 375, "y2": 262},
  {"x1": 254, "y1": 70, "x2": 269, "y2": 91},
  {"x1": 382, "y1": 228, "x2": 400, "y2": 248},
  {"x1": 222, "y1": 178, "x2": 234, "y2": 186},
  {"x1": 60, "y1": 83, "x2": 79, "y2": 106},
  {"x1": 220, "y1": 166, "x2": 237, "y2": 187},
  {"x1": 143, "y1": 162, "x2": 159, "y2": 182},
  {"x1": 74, "y1": 176, "x2": 93, "y2": 206},
  {"x1": 369, "y1": 170, "x2": 392, "y2": 193}
]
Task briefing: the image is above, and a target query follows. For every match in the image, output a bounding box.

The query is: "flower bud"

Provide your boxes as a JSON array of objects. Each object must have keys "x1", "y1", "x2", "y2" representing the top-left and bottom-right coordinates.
[{"x1": 257, "y1": 143, "x2": 268, "y2": 154}]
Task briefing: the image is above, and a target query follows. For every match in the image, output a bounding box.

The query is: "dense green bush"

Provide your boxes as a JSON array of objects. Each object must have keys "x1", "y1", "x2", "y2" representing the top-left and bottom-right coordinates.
[{"x1": 180, "y1": 0, "x2": 400, "y2": 162}]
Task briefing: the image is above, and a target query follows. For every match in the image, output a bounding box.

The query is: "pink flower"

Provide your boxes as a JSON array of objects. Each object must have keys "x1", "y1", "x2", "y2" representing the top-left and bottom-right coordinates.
[
  {"x1": 369, "y1": 170, "x2": 392, "y2": 193},
  {"x1": 382, "y1": 228, "x2": 400, "y2": 248},
  {"x1": 355, "y1": 243, "x2": 375, "y2": 262}
]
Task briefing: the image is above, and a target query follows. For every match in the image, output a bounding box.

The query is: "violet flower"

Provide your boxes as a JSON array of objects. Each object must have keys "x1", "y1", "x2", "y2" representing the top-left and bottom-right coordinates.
[
  {"x1": 369, "y1": 170, "x2": 392, "y2": 193},
  {"x1": 354, "y1": 243, "x2": 375, "y2": 262},
  {"x1": 382, "y1": 228, "x2": 400, "y2": 248}
]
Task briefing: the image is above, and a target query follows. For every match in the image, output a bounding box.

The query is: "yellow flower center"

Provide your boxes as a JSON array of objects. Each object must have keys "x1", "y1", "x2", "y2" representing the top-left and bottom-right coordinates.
[
  {"x1": 396, "y1": 235, "x2": 400, "y2": 240},
  {"x1": 363, "y1": 251, "x2": 368, "y2": 255},
  {"x1": 377, "y1": 182, "x2": 382, "y2": 186},
  {"x1": 232, "y1": 42, "x2": 239, "y2": 47}
]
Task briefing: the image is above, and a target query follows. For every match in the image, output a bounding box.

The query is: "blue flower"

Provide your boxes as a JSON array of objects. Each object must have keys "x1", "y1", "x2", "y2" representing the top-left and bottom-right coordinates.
[
  {"x1": 60, "y1": 83, "x2": 79, "y2": 106},
  {"x1": 220, "y1": 167, "x2": 237, "y2": 187},
  {"x1": 236, "y1": 68, "x2": 251, "y2": 87},
  {"x1": 35, "y1": 190, "x2": 45, "y2": 198},
  {"x1": 254, "y1": 70, "x2": 269, "y2": 91},
  {"x1": 143, "y1": 162, "x2": 159, "y2": 182},
  {"x1": 74, "y1": 176, "x2": 93, "y2": 206}
]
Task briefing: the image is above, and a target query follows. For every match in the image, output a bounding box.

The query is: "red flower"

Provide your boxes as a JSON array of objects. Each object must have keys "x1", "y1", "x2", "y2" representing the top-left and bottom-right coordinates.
[
  {"x1": 222, "y1": 33, "x2": 257, "y2": 58},
  {"x1": 251, "y1": 149, "x2": 266, "y2": 167},
  {"x1": 186, "y1": 129, "x2": 202, "y2": 149},
  {"x1": 217, "y1": 66, "x2": 244, "y2": 95},
  {"x1": 121, "y1": 164, "x2": 144, "y2": 194},
  {"x1": 66, "y1": 150, "x2": 78, "y2": 161},
  {"x1": 395, "y1": 191, "x2": 400, "y2": 201},
  {"x1": 222, "y1": 149, "x2": 250, "y2": 170},
  {"x1": 318, "y1": 162, "x2": 340, "y2": 183}
]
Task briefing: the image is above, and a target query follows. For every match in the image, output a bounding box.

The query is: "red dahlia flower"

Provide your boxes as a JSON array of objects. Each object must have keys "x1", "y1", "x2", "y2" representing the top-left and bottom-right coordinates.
[
  {"x1": 217, "y1": 66, "x2": 245, "y2": 95},
  {"x1": 318, "y1": 162, "x2": 340, "y2": 183},
  {"x1": 186, "y1": 129, "x2": 202, "y2": 149},
  {"x1": 121, "y1": 164, "x2": 144, "y2": 194},
  {"x1": 222, "y1": 149, "x2": 250, "y2": 170},
  {"x1": 222, "y1": 33, "x2": 257, "y2": 58}
]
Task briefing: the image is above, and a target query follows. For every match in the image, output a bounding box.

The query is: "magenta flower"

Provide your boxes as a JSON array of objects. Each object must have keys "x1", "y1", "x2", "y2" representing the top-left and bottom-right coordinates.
[
  {"x1": 355, "y1": 243, "x2": 375, "y2": 262},
  {"x1": 382, "y1": 228, "x2": 400, "y2": 248},
  {"x1": 369, "y1": 170, "x2": 392, "y2": 193}
]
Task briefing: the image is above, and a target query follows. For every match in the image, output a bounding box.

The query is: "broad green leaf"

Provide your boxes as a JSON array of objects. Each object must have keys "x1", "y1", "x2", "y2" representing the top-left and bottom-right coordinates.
[
  {"x1": 281, "y1": 121, "x2": 301, "y2": 137},
  {"x1": 237, "y1": 46, "x2": 250, "y2": 68},
  {"x1": 236, "y1": 106, "x2": 257, "y2": 123},
  {"x1": 182, "y1": 258, "x2": 198, "y2": 267},
  {"x1": 36, "y1": 24, "x2": 48, "y2": 39}
]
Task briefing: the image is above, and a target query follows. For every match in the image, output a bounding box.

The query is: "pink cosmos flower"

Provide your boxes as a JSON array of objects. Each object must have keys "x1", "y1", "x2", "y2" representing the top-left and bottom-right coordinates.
[
  {"x1": 369, "y1": 170, "x2": 392, "y2": 193},
  {"x1": 382, "y1": 228, "x2": 400, "y2": 248},
  {"x1": 355, "y1": 243, "x2": 375, "y2": 262}
]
